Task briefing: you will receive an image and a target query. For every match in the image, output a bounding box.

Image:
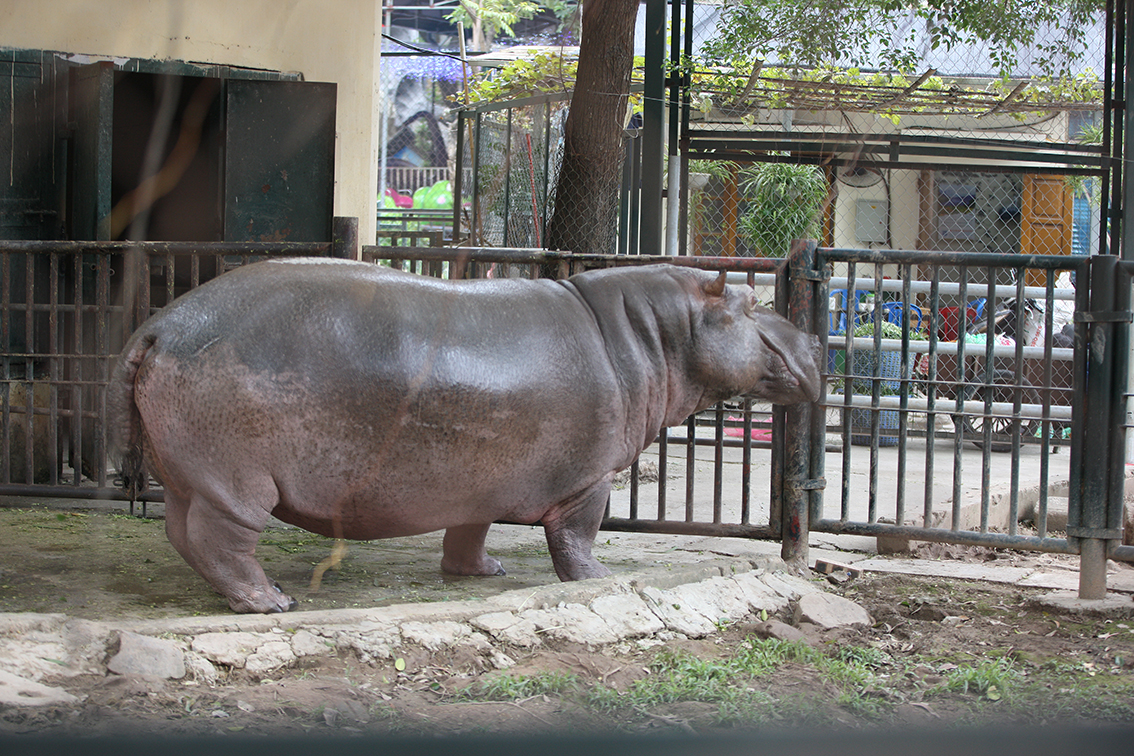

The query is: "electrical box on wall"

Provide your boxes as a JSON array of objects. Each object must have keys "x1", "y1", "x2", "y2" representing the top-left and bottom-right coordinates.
[{"x1": 856, "y1": 199, "x2": 888, "y2": 243}]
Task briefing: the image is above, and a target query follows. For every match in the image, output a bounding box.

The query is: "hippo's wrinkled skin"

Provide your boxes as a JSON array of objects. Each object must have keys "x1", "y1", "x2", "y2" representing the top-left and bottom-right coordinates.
[{"x1": 110, "y1": 259, "x2": 820, "y2": 613}]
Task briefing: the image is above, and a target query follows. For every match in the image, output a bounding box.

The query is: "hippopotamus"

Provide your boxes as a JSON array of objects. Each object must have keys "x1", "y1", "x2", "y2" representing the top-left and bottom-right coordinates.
[{"x1": 110, "y1": 259, "x2": 820, "y2": 613}]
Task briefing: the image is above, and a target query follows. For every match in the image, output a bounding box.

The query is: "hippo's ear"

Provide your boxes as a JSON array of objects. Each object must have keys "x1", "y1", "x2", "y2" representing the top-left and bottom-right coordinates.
[
  {"x1": 703, "y1": 271, "x2": 727, "y2": 299},
  {"x1": 742, "y1": 287, "x2": 758, "y2": 315}
]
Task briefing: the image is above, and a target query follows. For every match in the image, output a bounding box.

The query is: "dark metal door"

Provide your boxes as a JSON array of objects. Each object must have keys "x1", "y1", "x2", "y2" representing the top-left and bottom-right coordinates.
[{"x1": 223, "y1": 80, "x2": 336, "y2": 243}]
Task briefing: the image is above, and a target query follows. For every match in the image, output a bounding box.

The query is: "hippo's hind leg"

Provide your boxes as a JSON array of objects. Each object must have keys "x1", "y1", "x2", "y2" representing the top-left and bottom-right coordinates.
[
  {"x1": 541, "y1": 481, "x2": 613, "y2": 582},
  {"x1": 441, "y1": 523, "x2": 506, "y2": 576},
  {"x1": 164, "y1": 483, "x2": 297, "y2": 613}
]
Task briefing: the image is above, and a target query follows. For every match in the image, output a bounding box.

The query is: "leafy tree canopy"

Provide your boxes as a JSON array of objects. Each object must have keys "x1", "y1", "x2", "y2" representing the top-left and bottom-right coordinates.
[
  {"x1": 701, "y1": 0, "x2": 1104, "y2": 78},
  {"x1": 448, "y1": 0, "x2": 542, "y2": 51}
]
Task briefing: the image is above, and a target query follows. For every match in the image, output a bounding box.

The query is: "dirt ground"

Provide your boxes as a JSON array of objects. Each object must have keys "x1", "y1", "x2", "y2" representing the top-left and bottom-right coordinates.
[{"x1": 2, "y1": 502, "x2": 1134, "y2": 739}]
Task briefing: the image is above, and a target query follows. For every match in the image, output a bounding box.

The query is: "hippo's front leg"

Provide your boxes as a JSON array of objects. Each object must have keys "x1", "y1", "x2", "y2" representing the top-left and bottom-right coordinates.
[{"x1": 541, "y1": 481, "x2": 614, "y2": 581}]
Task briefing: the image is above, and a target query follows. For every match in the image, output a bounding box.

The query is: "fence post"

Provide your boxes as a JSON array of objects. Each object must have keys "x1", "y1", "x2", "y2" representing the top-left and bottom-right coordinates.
[
  {"x1": 1075, "y1": 254, "x2": 1124, "y2": 598},
  {"x1": 781, "y1": 239, "x2": 818, "y2": 569},
  {"x1": 453, "y1": 109, "x2": 465, "y2": 245},
  {"x1": 332, "y1": 216, "x2": 358, "y2": 260}
]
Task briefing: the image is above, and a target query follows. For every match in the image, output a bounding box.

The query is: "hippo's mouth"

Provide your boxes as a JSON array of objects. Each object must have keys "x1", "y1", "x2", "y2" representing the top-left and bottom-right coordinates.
[{"x1": 754, "y1": 333, "x2": 822, "y2": 404}]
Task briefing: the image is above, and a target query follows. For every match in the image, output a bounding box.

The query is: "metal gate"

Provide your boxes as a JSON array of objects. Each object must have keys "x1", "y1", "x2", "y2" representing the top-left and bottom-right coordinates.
[
  {"x1": 361, "y1": 244, "x2": 1133, "y2": 597},
  {"x1": 799, "y1": 242, "x2": 1131, "y2": 598}
]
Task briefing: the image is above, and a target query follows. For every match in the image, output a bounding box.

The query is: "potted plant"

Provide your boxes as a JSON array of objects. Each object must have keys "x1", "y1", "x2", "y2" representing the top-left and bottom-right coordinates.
[{"x1": 737, "y1": 161, "x2": 828, "y2": 257}]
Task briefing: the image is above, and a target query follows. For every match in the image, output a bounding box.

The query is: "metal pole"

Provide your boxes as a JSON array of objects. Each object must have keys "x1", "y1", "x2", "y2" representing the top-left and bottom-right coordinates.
[
  {"x1": 332, "y1": 216, "x2": 359, "y2": 260},
  {"x1": 781, "y1": 239, "x2": 817, "y2": 569},
  {"x1": 1078, "y1": 255, "x2": 1117, "y2": 599},
  {"x1": 452, "y1": 110, "x2": 465, "y2": 243},
  {"x1": 639, "y1": 0, "x2": 666, "y2": 255},
  {"x1": 377, "y1": 0, "x2": 392, "y2": 219},
  {"x1": 663, "y1": 0, "x2": 681, "y2": 256}
]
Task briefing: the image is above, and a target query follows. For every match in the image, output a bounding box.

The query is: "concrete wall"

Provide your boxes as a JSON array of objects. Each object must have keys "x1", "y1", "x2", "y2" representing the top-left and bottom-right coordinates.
[{"x1": 0, "y1": 0, "x2": 381, "y2": 245}]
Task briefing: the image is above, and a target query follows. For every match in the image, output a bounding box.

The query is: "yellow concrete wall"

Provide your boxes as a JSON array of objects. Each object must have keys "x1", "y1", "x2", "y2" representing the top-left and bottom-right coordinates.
[{"x1": 0, "y1": 0, "x2": 381, "y2": 245}]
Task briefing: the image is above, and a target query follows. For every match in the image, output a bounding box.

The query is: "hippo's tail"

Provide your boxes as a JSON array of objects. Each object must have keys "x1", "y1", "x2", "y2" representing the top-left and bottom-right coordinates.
[{"x1": 108, "y1": 332, "x2": 157, "y2": 500}]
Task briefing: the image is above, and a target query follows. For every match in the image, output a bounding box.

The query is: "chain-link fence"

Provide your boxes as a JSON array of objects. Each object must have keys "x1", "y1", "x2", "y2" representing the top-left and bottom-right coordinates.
[
  {"x1": 679, "y1": 1, "x2": 1108, "y2": 259},
  {"x1": 451, "y1": 3, "x2": 1109, "y2": 266},
  {"x1": 452, "y1": 93, "x2": 642, "y2": 255},
  {"x1": 453, "y1": 94, "x2": 567, "y2": 248}
]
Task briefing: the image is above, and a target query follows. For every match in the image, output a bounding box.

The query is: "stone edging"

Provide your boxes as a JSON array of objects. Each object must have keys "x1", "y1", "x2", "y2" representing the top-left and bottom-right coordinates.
[{"x1": 0, "y1": 556, "x2": 872, "y2": 706}]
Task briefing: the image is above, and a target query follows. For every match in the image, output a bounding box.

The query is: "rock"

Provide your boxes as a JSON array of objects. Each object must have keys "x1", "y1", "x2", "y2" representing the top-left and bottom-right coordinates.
[
  {"x1": 793, "y1": 592, "x2": 872, "y2": 629},
  {"x1": 337, "y1": 622, "x2": 400, "y2": 662},
  {"x1": 470, "y1": 612, "x2": 542, "y2": 648},
  {"x1": 751, "y1": 620, "x2": 811, "y2": 643},
  {"x1": 730, "y1": 571, "x2": 791, "y2": 614},
  {"x1": 1026, "y1": 590, "x2": 1134, "y2": 618},
  {"x1": 762, "y1": 572, "x2": 822, "y2": 601},
  {"x1": 0, "y1": 669, "x2": 79, "y2": 707},
  {"x1": 290, "y1": 629, "x2": 332, "y2": 657},
  {"x1": 685, "y1": 576, "x2": 755, "y2": 622},
  {"x1": 876, "y1": 535, "x2": 912, "y2": 554},
  {"x1": 590, "y1": 592, "x2": 666, "y2": 638},
  {"x1": 190, "y1": 631, "x2": 270, "y2": 668},
  {"x1": 107, "y1": 631, "x2": 186, "y2": 680},
  {"x1": 524, "y1": 604, "x2": 621, "y2": 646},
  {"x1": 639, "y1": 586, "x2": 718, "y2": 637},
  {"x1": 400, "y1": 620, "x2": 491, "y2": 652},
  {"x1": 1020, "y1": 496, "x2": 1069, "y2": 532},
  {"x1": 0, "y1": 617, "x2": 108, "y2": 681},
  {"x1": 245, "y1": 640, "x2": 296, "y2": 676},
  {"x1": 182, "y1": 652, "x2": 219, "y2": 685}
]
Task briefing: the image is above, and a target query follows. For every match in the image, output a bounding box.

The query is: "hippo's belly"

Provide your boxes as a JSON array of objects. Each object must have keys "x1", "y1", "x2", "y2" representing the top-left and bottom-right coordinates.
[{"x1": 135, "y1": 341, "x2": 622, "y2": 541}]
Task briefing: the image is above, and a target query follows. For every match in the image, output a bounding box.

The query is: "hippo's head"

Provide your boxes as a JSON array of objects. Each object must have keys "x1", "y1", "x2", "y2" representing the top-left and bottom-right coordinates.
[{"x1": 690, "y1": 271, "x2": 822, "y2": 407}]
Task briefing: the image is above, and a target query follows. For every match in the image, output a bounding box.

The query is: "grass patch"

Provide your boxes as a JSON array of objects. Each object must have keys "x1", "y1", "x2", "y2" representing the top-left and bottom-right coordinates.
[
  {"x1": 931, "y1": 657, "x2": 1019, "y2": 700},
  {"x1": 462, "y1": 671, "x2": 580, "y2": 701},
  {"x1": 586, "y1": 637, "x2": 894, "y2": 726}
]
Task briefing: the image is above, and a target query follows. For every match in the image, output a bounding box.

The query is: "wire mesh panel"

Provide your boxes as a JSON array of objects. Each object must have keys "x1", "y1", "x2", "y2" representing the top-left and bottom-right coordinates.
[
  {"x1": 455, "y1": 96, "x2": 570, "y2": 249},
  {"x1": 455, "y1": 93, "x2": 644, "y2": 256}
]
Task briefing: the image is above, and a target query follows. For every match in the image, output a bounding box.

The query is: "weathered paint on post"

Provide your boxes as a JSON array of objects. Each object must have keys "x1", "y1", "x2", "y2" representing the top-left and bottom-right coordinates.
[{"x1": 782, "y1": 239, "x2": 817, "y2": 569}]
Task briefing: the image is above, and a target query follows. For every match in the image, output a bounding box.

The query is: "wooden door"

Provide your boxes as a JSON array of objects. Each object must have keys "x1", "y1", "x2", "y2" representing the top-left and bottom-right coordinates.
[{"x1": 1021, "y1": 174, "x2": 1072, "y2": 287}]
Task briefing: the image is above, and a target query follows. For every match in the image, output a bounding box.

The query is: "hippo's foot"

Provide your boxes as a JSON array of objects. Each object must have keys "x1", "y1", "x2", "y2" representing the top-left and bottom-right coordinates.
[
  {"x1": 441, "y1": 554, "x2": 506, "y2": 577},
  {"x1": 226, "y1": 581, "x2": 297, "y2": 614},
  {"x1": 555, "y1": 559, "x2": 612, "y2": 581},
  {"x1": 441, "y1": 524, "x2": 506, "y2": 576}
]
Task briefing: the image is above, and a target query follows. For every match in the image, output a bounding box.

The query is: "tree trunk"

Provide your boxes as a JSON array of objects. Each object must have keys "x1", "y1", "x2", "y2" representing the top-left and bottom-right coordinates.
[{"x1": 545, "y1": 0, "x2": 638, "y2": 256}]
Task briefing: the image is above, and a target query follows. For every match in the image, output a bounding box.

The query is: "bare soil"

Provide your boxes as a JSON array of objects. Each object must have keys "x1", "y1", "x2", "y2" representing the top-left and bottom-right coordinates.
[{"x1": 2, "y1": 503, "x2": 1134, "y2": 739}]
